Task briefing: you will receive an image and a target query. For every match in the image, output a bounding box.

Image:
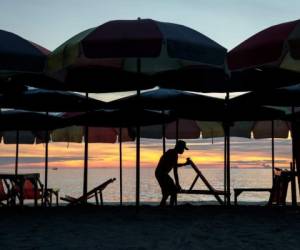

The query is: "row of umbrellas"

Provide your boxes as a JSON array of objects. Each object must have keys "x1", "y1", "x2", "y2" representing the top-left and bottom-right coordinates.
[
  {"x1": 1, "y1": 19, "x2": 300, "y2": 93},
  {"x1": 1, "y1": 18, "x2": 300, "y2": 206}
]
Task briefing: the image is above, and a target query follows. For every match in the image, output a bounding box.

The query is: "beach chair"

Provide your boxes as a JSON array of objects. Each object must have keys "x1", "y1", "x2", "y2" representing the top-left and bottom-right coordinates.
[
  {"x1": 234, "y1": 168, "x2": 292, "y2": 206},
  {"x1": 177, "y1": 159, "x2": 229, "y2": 205},
  {"x1": 61, "y1": 178, "x2": 116, "y2": 206},
  {"x1": 13, "y1": 178, "x2": 59, "y2": 207},
  {"x1": 268, "y1": 168, "x2": 292, "y2": 206},
  {"x1": 0, "y1": 179, "x2": 12, "y2": 206}
]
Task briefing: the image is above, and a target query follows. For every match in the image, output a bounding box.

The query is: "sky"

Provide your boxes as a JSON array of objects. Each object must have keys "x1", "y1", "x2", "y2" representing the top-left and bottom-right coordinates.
[{"x1": 0, "y1": 0, "x2": 298, "y2": 169}]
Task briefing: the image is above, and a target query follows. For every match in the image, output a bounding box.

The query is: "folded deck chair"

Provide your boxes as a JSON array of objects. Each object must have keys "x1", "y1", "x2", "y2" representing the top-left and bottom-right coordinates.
[
  {"x1": 268, "y1": 168, "x2": 292, "y2": 206},
  {"x1": 61, "y1": 178, "x2": 116, "y2": 206},
  {"x1": 0, "y1": 179, "x2": 12, "y2": 206},
  {"x1": 178, "y1": 159, "x2": 229, "y2": 205}
]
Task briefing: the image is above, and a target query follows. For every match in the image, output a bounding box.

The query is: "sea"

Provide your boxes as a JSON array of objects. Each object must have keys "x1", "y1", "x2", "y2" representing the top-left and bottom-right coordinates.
[{"x1": 1, "y1": 166, "x2": 296, "y2": 205}]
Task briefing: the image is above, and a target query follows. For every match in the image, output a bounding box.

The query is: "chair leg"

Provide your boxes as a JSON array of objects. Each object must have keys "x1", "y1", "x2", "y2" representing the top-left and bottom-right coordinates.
[
  {"x1": 95, "y1": 191, "x2": 99, "y2": 205},
  {"x1": 100, "y1": 191, "x2": 103, "y2": 206},
  {"x1": 56, "y1": 192, "x2": 59, "y2": 206}
]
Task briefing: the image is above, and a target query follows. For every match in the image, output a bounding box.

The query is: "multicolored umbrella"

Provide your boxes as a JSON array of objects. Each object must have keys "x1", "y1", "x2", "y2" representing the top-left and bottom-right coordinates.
[
  {"x1": 35, "y1": 19, "x2": 227, "y2": 206},
  {"x1": 36, "y1": 19, "x2": 227, "y2": 92},
  {"x1": 228, "y1": 19, "x2": 300, "y2": 71}
]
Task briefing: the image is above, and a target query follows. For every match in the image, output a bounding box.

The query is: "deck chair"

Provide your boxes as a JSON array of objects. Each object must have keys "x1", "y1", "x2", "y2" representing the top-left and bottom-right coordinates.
[
  {"x1": 14, "y1": 179, "x2": 59, "y2": 207},
  {"x1": 178, "y1": 159, "x2": 229, "y2": 205},
  {"x1": 61, "y1": 178, "x2": 116, "y2": 206},
  {"x1": 0, "y1": 179, "x2": 12, "y2": 206},
  {"x1": 268, "y1": 168, "x2": 291, "y2": 206},
  {"x1": 16, "y1": 179, "x2": 44, "y2": 206}
]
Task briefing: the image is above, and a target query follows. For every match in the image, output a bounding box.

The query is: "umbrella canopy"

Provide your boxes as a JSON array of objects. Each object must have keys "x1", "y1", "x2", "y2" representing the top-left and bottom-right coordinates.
[
  {"x1": 227, "y1": 67, "x2": 300, "y2": 92},
  {"x1": 227, "y1": 19, "x2": 300, "y2": 92},
  {"x1": 31, "y1": 19, "x2": 227, "y2": 92},
  {"x1": 139, "y1": 119, "x2": 200, "y2": 139},
  {"x1": 228, "y1": 19, "x2": 300, "y2": 71},
  {"x1": 231, "y1": 84, "x2": 300, "y2": 107},
  {"x1": 109, "y1": 88, "x2": 224, "y2": 110},
  {"x1": 0, "y1": 89, "x2": 106, "y2": 112},
  {"x1": 70, "y1": 108, "x2": 175, "y2": 128},
  {"x1": 0, "y1": 110, "x2": 66, "y2": 131},
  {"x1": 0, "y1": 30, "x2": 49, "y2": 93}
]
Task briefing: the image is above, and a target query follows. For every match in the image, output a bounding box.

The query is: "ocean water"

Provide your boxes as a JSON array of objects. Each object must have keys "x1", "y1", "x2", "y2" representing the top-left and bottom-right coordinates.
[{"x1": 1, "y1": 166, "x2": 297, "y2": 205}]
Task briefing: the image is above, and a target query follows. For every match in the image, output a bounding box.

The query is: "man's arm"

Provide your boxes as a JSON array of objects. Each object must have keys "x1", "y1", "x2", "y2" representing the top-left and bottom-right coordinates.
[
  {"x1": 176, "y1": 158, "x2": 191, "y2": 167},
  {"x1": 173, "y1": 165, "x2": 181, "y2": 190}
]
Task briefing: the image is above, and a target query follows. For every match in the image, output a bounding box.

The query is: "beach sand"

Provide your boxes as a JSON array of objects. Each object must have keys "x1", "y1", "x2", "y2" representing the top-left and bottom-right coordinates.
[{"x1": 0, "y1": 205, "x2": 300, "y2": 250}]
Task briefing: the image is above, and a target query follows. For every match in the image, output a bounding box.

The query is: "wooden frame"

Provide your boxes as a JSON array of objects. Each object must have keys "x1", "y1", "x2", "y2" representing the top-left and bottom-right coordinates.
[{"x1": 177, "y1": 160, "x2": 230, "y2": 205}]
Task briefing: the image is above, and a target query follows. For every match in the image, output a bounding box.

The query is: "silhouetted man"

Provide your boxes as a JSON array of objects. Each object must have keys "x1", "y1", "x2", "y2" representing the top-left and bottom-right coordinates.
[{"x1": 155, "y1": 140, "x2": 191, "y2": 207}]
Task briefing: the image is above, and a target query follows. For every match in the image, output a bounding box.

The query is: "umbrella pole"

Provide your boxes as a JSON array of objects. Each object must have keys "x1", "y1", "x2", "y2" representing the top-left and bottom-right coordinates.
[
  {"x1": 15, "y1": 130, "x2": 19, "y2": 175},
  {"x1": 291, "y1": 106, "x2": 298, "y2": 205},
  {"x1": 162, "y1": 110, "x2": 166, "y2": 153},
  {"x1": 136, "y1": 57, "x2": 141, "y2": 208},
  {"x1": 226, "y1": 126, "x2": 231, "y2": 205},
  {"x1": 225, "y1": 92, "x2": 231, "y2": 205},
  {"x1": 119, "y1": 128, "x2": 123, "y2": 206},
  {"x1": 271, "y1": 120, "x2": 275, "y2": 185},
  {"x1": 44, "y1": 112, "x2": 49, "y2": 206},
  {"x1": 224, "y1": 133, "x2": 227, "y2": 204},
  {"x1": 83, "y1": 92, "x2": 89, "y2": 201},
  {"x1": 176, "y1": 119, "x2": 179, "y2": 143}
]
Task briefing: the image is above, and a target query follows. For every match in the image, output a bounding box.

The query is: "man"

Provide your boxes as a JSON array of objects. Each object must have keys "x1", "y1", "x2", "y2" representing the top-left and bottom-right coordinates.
[{"x1": 155, "y1": 140, "x2": 191, "y2": 207}]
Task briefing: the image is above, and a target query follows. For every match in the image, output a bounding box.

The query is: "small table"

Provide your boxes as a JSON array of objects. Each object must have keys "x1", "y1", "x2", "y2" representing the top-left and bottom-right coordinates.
[{"x1": 0, "y1": 173, "x2": 40, "y2": 206}]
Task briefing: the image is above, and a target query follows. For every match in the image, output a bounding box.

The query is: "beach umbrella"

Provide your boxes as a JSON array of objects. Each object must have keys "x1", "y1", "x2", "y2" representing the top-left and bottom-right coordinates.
[
  {"x1": 0, "y1": 90, "x2": 105, "y2": 198},
  {"x1": 230, "y1": 91, "x2": 296, "y2": 201},
  {"x1": 31, "y1": 19, "x2": 227, "y2": 206},
  {"x1": 68, "y1": 108, "x2": 174, "y2": 205},
  {"x1": 0, "y1": 110, "x2": 65, "y2": 174},
  {"x1": 0, "y1": 89, "x2": 105, "y2": 112},
  {"x1": 0, "y1": 30, "x2": 49, "y2": 93},
  {"x1": 109, "y1": 88, "x2": 223, "y2": 152},
  {"x1": 228, "y1": 19, "x2": 300, "y2": 71},
  {"x1": 33, "y1": 19, "x2": 228, "y2": 93},
  {"x1": 69, "y1": 109, "x2": 175, "y2": 128},
  {"x1": 227, "y1": 19, "x2": 300, "y2": 92}
]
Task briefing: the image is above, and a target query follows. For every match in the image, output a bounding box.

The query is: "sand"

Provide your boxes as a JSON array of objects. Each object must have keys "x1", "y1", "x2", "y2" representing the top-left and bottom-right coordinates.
[{"x1": 0, "y1": 205, "x2": 300, "y2": 250}]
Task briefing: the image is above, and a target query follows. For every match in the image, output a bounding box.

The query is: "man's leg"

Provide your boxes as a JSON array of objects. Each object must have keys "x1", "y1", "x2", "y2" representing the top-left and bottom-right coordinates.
[
  {"x1": 170, "y1": 193, "x2": 176, "y2": 206},
  {"x1": 160, "y1": 193, "x2": 169, "y2": 207}
]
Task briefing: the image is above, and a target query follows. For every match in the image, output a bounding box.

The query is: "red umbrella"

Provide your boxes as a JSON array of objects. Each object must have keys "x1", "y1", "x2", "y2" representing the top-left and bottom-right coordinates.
[{"x1": 228, "y1": 19, "x2": 300, "y2": 71}]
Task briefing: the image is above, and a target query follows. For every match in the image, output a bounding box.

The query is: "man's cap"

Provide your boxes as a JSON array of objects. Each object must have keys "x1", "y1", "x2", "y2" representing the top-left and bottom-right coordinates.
[{"x1": 176, "y1": 140, "x2": 189, "y2": 150}]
